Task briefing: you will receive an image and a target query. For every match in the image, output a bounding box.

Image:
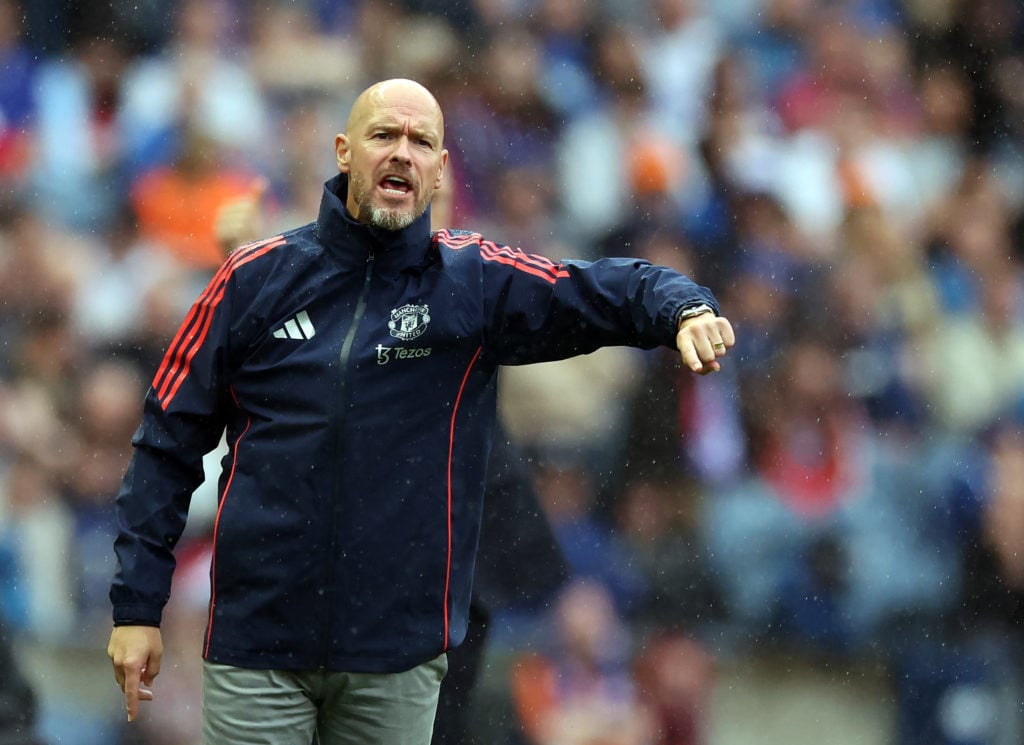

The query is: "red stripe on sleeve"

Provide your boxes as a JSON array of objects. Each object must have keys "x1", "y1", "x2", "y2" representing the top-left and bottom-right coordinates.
[
  {"x1": 153, "y1": 262, "x2": 235, "y2": 399},
  {"x1": 479, "y1": 240, "x2": 570, "y2": 283},
  {"x1": 155, "y1": 237, "x2": 286, "y2": 410},
  {"x1": 435, "y1": 229, "x2": 481, "y2": 250},
  {"x1": 154, "y1": 237, "x2": 283, "y2": 399},
  {"x1": 480, "y1": 240, "x2": 560, "y2": 270}
]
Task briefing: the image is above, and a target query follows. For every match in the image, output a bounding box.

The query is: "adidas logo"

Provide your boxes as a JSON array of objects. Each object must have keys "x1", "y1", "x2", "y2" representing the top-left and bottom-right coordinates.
[{"x1": 272, "y1": 310, "x2": 316, "y2": 340}]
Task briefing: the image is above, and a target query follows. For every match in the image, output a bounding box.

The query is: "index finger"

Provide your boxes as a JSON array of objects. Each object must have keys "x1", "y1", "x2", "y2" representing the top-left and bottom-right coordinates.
[
  {"x1": 123, "y1": 663, "x2": 141, "y2": 722},
  {"x1": 678, "y1": 335, "x2": 721, "y2": 374}
]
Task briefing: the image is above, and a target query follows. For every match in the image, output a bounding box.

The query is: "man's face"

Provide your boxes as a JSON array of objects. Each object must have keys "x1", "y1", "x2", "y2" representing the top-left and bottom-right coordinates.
[{"x1": 335, "y1": 82, "x2": 449, "y2": 231}]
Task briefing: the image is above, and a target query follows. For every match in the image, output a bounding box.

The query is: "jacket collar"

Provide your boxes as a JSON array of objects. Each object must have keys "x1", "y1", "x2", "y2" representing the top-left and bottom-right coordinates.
[{"x1": 315, "y1": 174, "x2": 434, "y2": 272}]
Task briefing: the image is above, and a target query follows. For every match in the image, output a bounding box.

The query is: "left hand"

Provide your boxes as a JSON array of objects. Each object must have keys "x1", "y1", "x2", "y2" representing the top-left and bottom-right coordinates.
[{"x1": 676, "y1": 312, "x2": 735, "y2": 374}]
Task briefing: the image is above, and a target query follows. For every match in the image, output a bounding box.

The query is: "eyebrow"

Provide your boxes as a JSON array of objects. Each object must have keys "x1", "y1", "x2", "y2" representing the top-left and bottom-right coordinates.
[{"x1": 364, "y1": 116, "x2": 440, "y2": 143}]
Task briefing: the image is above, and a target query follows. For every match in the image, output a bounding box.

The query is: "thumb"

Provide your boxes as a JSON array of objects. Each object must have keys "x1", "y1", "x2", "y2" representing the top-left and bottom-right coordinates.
[{"x1": 141, "y1": 653, "x2": 162, "y2": 686}]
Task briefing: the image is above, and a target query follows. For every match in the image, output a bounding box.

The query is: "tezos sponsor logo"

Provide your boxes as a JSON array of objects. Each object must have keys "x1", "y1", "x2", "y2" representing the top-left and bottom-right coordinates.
[
  {"x1": 388, "y1": 304, "x2": 430, "y2": 340},
  {"x1": 376, "y1": 344, "x2": 431, "y2": 365}
]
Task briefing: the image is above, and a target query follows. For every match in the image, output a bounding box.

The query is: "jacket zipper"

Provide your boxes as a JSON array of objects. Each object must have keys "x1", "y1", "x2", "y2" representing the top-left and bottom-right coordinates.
[{"x1": 322, "y1": 248, "x2": 375, "y2": 668}]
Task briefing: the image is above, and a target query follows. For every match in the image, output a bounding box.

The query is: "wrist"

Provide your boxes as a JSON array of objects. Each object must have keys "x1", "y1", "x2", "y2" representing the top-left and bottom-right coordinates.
[{"x1": 675, "y1": 303, "x2": 715, "y2": 330}]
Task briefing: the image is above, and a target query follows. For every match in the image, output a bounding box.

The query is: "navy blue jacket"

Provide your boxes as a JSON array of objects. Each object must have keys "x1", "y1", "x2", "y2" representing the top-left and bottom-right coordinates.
[{"x1": 110, "y1": 174, "x2": 720, "y2": 673}]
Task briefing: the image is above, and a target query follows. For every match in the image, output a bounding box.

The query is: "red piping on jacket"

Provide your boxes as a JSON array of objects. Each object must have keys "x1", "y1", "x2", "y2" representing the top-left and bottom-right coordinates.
[
  {"x1": 444, "y1": 346, "x2": 483, "y2": 649},
  {"x1": 204, "y1": 385, "x2": 251, "y2": 658}
]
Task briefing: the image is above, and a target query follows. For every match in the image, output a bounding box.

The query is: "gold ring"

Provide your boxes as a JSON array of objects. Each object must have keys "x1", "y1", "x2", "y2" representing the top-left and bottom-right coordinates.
[{"x1": 713, "y1": 342, "x2": 725, "y2": 350}]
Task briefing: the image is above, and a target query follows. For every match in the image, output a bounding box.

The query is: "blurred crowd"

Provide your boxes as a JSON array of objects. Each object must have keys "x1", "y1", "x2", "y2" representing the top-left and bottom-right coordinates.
[{"x1": 0, "y1": 0, "x2": 1023, "y2": 743}]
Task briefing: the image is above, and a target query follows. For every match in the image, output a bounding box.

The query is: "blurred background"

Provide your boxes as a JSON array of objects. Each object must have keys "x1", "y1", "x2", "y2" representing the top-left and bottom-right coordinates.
[{"x1": 0, "y1": 0, "x2": 1022, "y2": 743}]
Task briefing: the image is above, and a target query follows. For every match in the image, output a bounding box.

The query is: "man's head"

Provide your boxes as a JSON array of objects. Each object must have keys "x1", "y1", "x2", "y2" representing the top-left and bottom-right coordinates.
[{"x1": 335, "y1": 79, "x2": 448, "y2": 231}]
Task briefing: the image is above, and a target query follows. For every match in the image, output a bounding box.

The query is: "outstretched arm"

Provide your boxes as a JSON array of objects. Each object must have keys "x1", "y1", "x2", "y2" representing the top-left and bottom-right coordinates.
[{"x1": 467, "y1": 236, "x2": 727, "y2": 364}]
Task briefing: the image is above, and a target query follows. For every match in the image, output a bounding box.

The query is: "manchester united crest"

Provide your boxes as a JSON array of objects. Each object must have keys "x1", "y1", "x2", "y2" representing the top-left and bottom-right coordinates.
[{"x1": 388, "y1": 304, "x2": 430, "y2": 340}]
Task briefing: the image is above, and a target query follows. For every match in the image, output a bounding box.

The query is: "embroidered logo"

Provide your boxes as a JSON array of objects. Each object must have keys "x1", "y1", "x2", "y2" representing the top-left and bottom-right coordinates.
[
  {"x1": 388, "y1": 304, "x2": 430, "y2": 341},
  {"x1": 272, "y1": 310, "x2": 316, "y2": 340}
]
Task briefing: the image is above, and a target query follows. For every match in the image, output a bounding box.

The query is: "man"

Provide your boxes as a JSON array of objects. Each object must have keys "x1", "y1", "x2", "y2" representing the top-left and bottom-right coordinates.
[
  {"x1": 0, "y1": 615, "x2": 43, "y2": 745},
  {"x1": 107, "y1": 78, "x2": 734, "y2": 745},
  {"x1": 430, "y1": 423, "x2": 570, "y2": 745}
]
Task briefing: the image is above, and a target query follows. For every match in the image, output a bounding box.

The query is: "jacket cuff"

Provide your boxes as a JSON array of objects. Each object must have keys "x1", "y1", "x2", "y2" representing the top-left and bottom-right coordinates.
[{"x1": 112, "y1": 603, "x2": 163, "y2": 627}]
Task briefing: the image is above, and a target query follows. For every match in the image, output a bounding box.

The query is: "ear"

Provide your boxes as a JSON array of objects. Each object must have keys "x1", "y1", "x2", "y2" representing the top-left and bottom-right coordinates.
[
  {"x1": 434, "y1": 149, "x2": 449, "y2": 190},
  {"x1": 335, "y1": 134, "x2": 351, "y2": 173}
]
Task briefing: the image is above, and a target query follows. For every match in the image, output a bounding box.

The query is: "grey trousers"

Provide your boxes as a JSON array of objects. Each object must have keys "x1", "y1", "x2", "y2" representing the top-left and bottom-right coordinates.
[{"x1": 201, "y1": 655, "x2": 448, "y2": 745}]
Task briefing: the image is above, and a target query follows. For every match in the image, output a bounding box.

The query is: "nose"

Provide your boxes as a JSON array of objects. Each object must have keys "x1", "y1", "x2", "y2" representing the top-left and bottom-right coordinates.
[{"x1": 389, "y1": 135, "x2": 413, "y2": 165}]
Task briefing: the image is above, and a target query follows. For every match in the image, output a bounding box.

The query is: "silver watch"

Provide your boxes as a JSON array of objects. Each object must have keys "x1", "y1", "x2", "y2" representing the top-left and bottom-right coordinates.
[{"x1": 676, "y1": 304, "x2": 714, "y2": 326}]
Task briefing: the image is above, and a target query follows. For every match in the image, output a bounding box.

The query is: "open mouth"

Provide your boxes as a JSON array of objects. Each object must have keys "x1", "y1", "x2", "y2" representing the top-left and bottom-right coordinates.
[{"x1": 379, "y1": 175, "x2": 413, "y2": 197}]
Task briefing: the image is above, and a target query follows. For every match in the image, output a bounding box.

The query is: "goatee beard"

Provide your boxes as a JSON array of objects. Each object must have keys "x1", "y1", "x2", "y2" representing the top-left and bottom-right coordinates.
[
  {"x1": 350, "y1": 173, "x2": 422, "y2": 231},
  {"x1": 363, "y1": 206, "x2": 417, "y2": 231}
]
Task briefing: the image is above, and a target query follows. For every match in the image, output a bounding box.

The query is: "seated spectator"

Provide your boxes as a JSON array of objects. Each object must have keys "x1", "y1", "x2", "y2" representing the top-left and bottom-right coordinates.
[
  {"x1": 614, "y1": 475, "x2": 725, "y2": 639},
  {"x1": 888, "y1": 420, "x2": 1022, "y2": 745},
  {"x1": 919, "y1": 266, "x2": 1024, "y2": 436},
  {"x1": 0, "y1": 613, "x2": 44, "y2": 745},
  {"x1": 0, "y1": 0, "x2": 37, "y2": 181},
  {"x1": 704, "y1": 336, "x2": 964, "y2": 653},
  {"x1": 0, "y1": 452, "x2": 74, "y2": 640},
  {"x1": 511, "y1": 579, "x2": 654, "y2": 745},
  {"x1": 30, "y1": 31, "x2": 132, "y2": 232},
  {"x1": 117, "y1": 0, "x2": 271, "y2": 174},
  {"x1": 530, "y1": 451, "x2": 648, "y2": 617},
  {"x1": 131, "y1": 125, "x2": 263, "y2": 271},
  {"x1": 632, "y1": 631, "x2": 716, "y2": 745}
]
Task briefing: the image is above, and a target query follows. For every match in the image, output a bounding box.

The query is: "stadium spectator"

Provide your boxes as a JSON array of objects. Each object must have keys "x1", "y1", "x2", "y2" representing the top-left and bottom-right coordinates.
[
  {"x1": 511, "y1": 579, "x2": 655, "y2": 745},
  {"x1": 0, "y1": 613, "x2": 43, "y2": 745},
  {"x1": 0, "y1": 0, "x2": 37, "y2": 182},
  {"x1": 130, "y1": 123, "x2": 263, "y2": 272},
  {"x1": 117, "y1": 0, "x2": 271, "y2": 176}
]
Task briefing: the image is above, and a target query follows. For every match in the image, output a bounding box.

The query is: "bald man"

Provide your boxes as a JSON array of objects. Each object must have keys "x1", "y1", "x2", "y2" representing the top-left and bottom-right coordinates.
[
  {"x1": 337, "y1": 79, "x2": 448, "y2": 231},
  {"x1": 107, "y1": 78, "x2": 734, "y2": 745}
]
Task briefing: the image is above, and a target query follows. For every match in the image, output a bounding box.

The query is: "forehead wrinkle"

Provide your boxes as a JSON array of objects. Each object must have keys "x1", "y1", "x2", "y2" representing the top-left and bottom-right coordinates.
[{"x1": 345, "y1": 80, "x2": 445, "y2": 143}]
